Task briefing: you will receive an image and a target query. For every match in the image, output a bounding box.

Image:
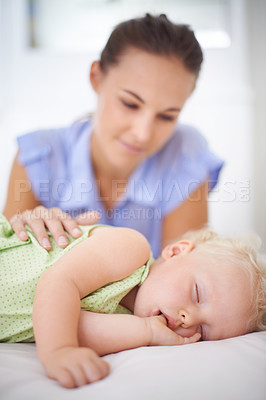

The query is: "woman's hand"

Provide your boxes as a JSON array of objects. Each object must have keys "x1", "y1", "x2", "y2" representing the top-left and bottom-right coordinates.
[
  {"x1": 9, "y1": 206, "x2": 100, "y2": 250},
  {"x1": 146, "y1": 315, "x2": 201, "y2": 346},
  {"x1": 44, "y1": 347, "x2": 110, "y2": 388}
]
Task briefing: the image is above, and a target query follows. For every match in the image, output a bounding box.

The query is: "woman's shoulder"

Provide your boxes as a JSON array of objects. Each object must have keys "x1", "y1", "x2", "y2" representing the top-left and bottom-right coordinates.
[
  {"x1": 15, "y1": 119, "x2": 92, "y2": 207},
  {"x1": 160, "y1": 123, "x2": 208, "y2": 160},
  {"x1": 142, "y1": 124, "x2": 209, "y2": 177},
  {"x1": 17, "y1": 119, "x2": 90, "y2": 165},
  {"x1": 136, "y1": 123, "x2": 223, "y2": 214}
]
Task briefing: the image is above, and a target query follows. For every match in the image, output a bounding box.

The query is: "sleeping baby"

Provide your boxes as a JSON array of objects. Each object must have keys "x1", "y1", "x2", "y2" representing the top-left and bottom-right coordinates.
[{"x1": 0, "y1": 214, "x2": 265, "y2": 388}]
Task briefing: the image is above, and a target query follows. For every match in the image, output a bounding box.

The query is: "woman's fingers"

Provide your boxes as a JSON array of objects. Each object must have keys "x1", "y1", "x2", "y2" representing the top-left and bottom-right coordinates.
[
  {"x1": 36, "y1": 207, "x2": 75, "y2": 248},
  {"x1": 9, "y1": 207, "x2": 73, "y2": 249},
  {"x1": 75, "y1": 211, "x2": 100, "y2": 225},
  {"x1": 9, "y1": 213, "x2": 29, "y2": 241},
  {"x1": 44, "y1": 218, "x2": 69, "y2": 248},
  {"x1": 44, "y1": 208, "x2": 83, "y2": 247},
  {"x1": 10, "y1": 207, "x2": 101, "y2": 250},
  {"x1": 10, "y1": 210, "x2": 51, "y2": 249},
  {"x1": 22, "y1": 209, "x2": 52, "y2": 249},
  {"x1": 60, "y1": 213, "x2": 82, "y2": 238}
]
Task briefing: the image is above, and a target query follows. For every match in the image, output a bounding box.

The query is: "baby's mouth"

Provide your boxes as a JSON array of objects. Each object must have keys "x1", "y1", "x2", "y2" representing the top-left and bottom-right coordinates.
[{"x1": 158, "y1": 311, "x2": 177, "y2": 331}]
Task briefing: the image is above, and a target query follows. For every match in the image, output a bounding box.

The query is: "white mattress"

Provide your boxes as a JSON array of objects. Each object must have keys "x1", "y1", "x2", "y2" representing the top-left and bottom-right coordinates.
[{"x1": 0, "y1": 332, "x2": 265, "y2": 400}]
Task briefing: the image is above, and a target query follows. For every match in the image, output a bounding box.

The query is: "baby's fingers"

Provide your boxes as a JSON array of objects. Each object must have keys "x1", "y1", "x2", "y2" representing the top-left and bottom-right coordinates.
[
  {"x1": 82, "y1": 358, "x2": 110, "y2": 384},
  {"x1": 68, "y1": 358, "x2": 109, "y2": 387},
  {"x1": 182, "y1": 332, "x2": 201, "y2": 344},
  {"x1": 53, "y1": 368, "x2": 77, "y2": 389},
  {"x1": 50, "y1": 359, "x2": 109, "y2": 388}
]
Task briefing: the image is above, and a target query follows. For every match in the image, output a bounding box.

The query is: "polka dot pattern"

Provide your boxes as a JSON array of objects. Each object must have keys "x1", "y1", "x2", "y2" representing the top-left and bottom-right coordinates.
[{"x1": 0, "y1": 215, "x2": 153, "y2": 343}]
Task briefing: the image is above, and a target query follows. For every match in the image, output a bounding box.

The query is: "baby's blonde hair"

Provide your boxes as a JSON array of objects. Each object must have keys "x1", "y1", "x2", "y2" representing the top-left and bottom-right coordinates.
[{"x1": 180, "y1": 228, "x2": 266, "y2": 332}]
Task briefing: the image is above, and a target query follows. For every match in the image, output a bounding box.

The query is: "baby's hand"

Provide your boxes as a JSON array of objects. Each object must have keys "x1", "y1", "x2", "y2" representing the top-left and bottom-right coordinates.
[
  {"x1": 146, "y1": 315, "x2": 201, "y2": 346},
  {"x1": 43, "y1": 347, "x2": 110, "y2": 388}
]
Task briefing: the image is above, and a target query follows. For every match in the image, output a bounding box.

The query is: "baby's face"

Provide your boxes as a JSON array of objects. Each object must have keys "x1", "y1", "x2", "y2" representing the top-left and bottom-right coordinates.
[{"x1": 134, "y1": 249, "x2": 253, "y2": 340}]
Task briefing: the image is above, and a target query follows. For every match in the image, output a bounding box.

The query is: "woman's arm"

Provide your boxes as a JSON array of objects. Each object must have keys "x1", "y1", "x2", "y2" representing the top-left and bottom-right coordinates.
[
  {"x1": 3, "y1": 153, "x2": 99, "y2": 249},
  {"x1": 162, "y1": 181, "x2": 208, "y2": 248},
  {"x1": 3, "y1": 153, "x2": 40, "y2": 219},
  {"x1": 33, "y1": 226, "x2": 151, "y2": 387}
]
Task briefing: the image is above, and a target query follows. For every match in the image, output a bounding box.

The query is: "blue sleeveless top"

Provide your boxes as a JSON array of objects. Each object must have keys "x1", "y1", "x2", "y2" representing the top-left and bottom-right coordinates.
[{"x1": 17, "y1": 119, "x2": 223, "y2": 257}]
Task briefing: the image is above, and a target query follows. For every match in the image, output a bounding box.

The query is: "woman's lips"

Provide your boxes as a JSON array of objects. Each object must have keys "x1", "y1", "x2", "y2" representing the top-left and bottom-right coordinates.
[{"x1": 118, "y1": 139, "x2": 143, "y2": 154}]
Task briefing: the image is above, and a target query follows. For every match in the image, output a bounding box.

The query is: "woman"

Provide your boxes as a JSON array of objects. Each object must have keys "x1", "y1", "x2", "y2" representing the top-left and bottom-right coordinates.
[{"x1": 3, "y1": 14, "x2": 223, "y2": 257}]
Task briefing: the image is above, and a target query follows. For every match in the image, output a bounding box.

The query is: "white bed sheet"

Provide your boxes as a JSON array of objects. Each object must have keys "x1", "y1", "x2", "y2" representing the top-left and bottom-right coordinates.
[{"x1": 0, "y1": 332, "x2": 265, "y2": 400}]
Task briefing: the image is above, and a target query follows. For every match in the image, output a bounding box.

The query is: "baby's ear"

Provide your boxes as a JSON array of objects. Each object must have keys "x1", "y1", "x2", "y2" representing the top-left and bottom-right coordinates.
[{"x1": 161, "y1": 240, "x2": 194, "y2": 259}]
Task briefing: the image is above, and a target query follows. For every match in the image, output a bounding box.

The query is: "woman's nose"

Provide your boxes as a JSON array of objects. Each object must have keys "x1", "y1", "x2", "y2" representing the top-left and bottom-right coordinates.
[{"x1": 132, "y1": 113, "x2": 154, "y2": 143}]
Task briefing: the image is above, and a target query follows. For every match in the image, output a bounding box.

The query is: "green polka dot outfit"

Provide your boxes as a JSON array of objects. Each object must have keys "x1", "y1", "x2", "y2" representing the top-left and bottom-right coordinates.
[{"x1": 0, "y1": 214, "x2": 153, "y2": 343}]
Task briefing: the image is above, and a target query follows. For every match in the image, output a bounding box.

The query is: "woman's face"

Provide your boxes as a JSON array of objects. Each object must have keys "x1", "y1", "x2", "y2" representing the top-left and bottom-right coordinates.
[{"x1": 90, "y1": 47, "x2": 196, "y2": 176}]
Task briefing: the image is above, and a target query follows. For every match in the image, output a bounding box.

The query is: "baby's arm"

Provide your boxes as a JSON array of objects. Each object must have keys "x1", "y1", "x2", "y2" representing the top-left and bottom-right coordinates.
[
  {"x1": 33, "y1": 227, "x2": 150, "y2": 388},
  {"x1": 78, "y1": 311, "x2": 201, "y2": 355}
]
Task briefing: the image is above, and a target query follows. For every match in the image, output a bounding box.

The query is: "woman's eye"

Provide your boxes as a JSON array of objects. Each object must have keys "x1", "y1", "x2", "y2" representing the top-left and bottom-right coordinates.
[
  {"x1": 159, "y1": 114, "x2": 175, "y2": 122},
  {"x1": 121, "y1": 100, "x2": 139, "y2": 109}
]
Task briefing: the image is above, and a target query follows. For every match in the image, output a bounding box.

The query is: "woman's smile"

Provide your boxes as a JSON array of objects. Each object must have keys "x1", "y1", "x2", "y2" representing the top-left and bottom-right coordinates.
[{"x1": 118, "y1": 138, "x2": 144, "y2": 155}]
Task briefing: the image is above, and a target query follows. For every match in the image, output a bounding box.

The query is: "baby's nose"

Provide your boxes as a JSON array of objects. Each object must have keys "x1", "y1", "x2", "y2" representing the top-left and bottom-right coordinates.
[{"x1": 178, "y1": 309, "x2": 198, "y2": 327}]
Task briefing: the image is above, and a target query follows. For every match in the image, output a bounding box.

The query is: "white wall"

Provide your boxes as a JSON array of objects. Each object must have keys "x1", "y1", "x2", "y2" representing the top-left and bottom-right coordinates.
[
  {"x1": 246, "y1": 0, "x2": 266, "y2": 250},
  {"x1": 0, "y1": 0, "x2": 265, "y2": 246}
]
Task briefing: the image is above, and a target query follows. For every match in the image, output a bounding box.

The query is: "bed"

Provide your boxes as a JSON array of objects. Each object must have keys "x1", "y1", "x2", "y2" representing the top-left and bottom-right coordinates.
[{"x1": 0, "y1": 331, "x2": 265, "y2": 400}]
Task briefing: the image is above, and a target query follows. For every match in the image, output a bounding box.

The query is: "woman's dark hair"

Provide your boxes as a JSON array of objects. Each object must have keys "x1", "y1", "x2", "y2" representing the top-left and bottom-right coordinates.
[{"x1": 100, "y1": 13, "x2": 203, "y2": 77}]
